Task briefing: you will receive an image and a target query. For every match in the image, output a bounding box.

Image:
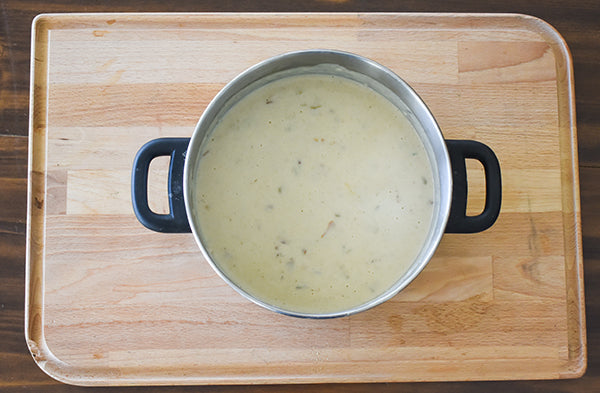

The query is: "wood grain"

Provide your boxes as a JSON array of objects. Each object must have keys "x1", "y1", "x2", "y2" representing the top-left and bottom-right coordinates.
[
  {"x1": 23, "y1": 12, "x2": 584, "y2": 385},
  {"x1": 2, "y1": 1, "x2": 599, "y2": 392}
]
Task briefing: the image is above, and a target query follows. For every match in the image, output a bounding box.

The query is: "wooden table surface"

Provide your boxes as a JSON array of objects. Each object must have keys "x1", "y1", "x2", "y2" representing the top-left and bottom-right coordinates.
[{"x1": 1, "y1": 1, "x2": 598, "y2": 392}]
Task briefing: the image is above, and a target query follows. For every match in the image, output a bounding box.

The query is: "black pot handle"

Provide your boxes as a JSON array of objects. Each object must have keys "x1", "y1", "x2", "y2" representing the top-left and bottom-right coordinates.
[
  {"x1": 131, "y1": 138, "x2": 192, "y2": 233},
  {"x1": 445, "y1": 140, "x2": 502, "y2": 233}
]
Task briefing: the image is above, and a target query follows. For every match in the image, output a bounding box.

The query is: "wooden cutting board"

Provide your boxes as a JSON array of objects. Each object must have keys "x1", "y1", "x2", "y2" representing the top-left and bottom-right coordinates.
[{"x1": 26, "y1": 13, "x2": 585, "y2": 385}]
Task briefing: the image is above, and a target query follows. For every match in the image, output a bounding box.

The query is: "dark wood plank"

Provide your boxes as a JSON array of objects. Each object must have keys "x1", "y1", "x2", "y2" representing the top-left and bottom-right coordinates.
[
  {"x1": 0, "y1": 137, "x2": 27, "y2": 177},
  {"x1": 1, "y1": 0, "x2": 599, "y2": 391}
]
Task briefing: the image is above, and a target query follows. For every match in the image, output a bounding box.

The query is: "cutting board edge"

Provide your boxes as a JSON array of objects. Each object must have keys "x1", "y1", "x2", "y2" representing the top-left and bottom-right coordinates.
[
  {"x1": 530, "y1": 12, "x2": 589, "y2": 378},
  {"x1": 13, "y1": 351, "x2": 589, "y2": 387}
]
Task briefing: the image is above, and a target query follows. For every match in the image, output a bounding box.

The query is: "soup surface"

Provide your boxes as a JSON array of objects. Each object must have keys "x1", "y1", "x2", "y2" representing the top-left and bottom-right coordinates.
[{"x1": 193, "y1": 73, "x2": 435, "y2": 314}]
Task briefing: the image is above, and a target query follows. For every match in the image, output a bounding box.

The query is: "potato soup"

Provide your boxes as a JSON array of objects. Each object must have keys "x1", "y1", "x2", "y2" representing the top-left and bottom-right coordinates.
[{"x1": 192, "y1": 73, "x2": 435, "y2": 314}]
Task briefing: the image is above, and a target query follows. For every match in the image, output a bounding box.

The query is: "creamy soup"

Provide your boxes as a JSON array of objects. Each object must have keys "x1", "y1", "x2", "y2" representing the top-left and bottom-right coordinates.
[{"x1": 192, "y1": 73, "x2": 435, "y2": 314}]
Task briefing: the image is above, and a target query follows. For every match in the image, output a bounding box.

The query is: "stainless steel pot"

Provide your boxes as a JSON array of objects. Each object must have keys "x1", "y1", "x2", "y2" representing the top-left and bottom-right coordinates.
[{"x1": 132, "y1": 50, "x2": 501, "y2": 318}]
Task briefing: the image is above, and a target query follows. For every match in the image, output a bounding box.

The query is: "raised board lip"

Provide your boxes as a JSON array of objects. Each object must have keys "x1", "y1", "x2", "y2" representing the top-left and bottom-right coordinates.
[
  {"x1": 25, "y1": 12, "x2": 585, "y2": 385},
  {"x1": 516, "y1": 13, "x2": 586, "y2": 380}
]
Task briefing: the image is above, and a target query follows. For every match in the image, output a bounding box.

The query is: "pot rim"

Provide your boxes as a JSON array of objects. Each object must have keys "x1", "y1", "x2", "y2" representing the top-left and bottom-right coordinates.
[{"x1": 182, "y1": 49, "x2": 453, "y2": 318}]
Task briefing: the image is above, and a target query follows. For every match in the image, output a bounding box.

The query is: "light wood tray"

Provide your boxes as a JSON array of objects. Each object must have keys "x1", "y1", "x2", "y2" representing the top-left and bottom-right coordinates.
[{"x1": 26, "y1": 13, "x2": 585, "y2": 385}]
